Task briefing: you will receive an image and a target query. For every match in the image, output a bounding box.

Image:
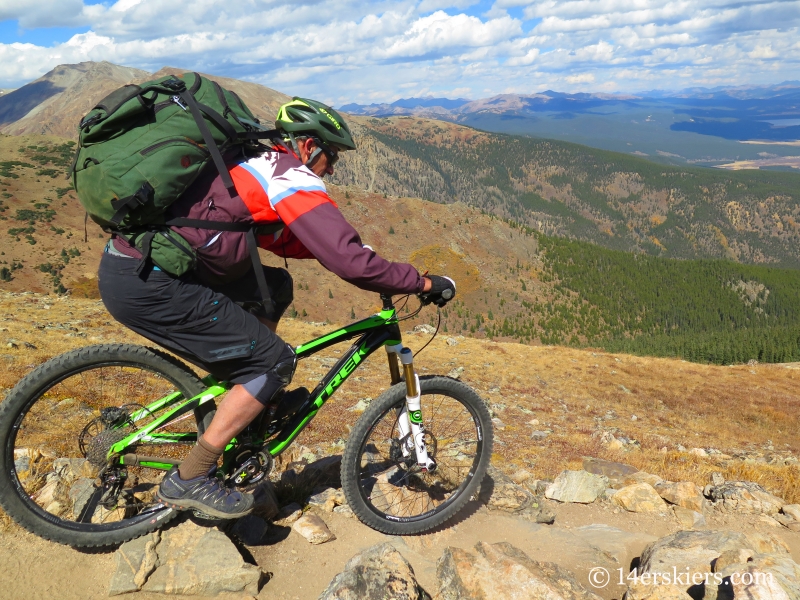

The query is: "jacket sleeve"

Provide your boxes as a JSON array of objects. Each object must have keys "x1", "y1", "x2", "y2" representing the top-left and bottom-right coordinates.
[{"x1": 281, "y1": 202, "x2": 425, "y2": 295}]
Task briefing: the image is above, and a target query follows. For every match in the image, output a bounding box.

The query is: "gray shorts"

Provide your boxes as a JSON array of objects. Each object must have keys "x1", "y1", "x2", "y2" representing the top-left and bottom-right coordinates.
[{"x1": 98, "y1": 252, "x2": 293, "y2": 384}]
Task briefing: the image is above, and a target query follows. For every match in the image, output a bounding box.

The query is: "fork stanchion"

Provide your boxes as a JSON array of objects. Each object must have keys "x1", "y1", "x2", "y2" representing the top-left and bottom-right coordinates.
[{"x1": 385, "y1": 344, "x2": 403, "y2": 385}]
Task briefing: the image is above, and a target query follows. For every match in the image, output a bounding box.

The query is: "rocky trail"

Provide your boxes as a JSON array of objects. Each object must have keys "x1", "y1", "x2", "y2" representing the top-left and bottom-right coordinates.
[{"x1": 2, "y1": 446, "x2": 800, "y2": 599}]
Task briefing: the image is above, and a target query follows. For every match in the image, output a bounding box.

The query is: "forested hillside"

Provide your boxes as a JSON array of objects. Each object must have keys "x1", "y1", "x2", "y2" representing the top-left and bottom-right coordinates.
[
  {"x1": 526, "y1": 233, "x2": 800, "y2": 364},
  {"x1": 335, "y1": 117, "x2": 800, "y2": 267}
]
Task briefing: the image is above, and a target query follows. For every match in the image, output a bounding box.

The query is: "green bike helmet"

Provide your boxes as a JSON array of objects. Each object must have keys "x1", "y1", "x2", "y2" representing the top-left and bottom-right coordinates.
[{"x1": 275, "y1": 97, "x2": 356, "y2": 151}]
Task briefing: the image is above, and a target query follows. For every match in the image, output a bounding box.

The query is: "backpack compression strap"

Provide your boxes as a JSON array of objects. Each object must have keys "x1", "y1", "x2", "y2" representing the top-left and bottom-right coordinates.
[{"x1": 164, "y1": 218, "x2": 284, "y2": 317}]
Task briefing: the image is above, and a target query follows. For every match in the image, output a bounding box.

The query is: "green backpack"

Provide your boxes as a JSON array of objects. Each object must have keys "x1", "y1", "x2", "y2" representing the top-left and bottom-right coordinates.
[{"x1": 71, "y1": 72, "x2": 280, "y2": 277}]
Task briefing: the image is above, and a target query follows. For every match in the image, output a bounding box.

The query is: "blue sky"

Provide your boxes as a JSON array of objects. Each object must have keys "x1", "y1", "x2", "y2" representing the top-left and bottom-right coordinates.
[{"x1": 0, "y1": 0, "x2": 798, "y2": 104}]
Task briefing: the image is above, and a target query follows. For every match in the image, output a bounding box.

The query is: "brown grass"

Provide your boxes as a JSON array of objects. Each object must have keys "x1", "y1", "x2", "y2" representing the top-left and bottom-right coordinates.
[{"x1": 1, "y1": 291, "x2": 799, "y2": 534}]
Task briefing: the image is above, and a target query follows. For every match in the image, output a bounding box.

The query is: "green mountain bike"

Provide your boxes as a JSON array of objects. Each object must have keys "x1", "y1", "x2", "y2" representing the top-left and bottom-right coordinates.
[{"x1": 0, "y1": 293, "x2": 493, "y2": 547}]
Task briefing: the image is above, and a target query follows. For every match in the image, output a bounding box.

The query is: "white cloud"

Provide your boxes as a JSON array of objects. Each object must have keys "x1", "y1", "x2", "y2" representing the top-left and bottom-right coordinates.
[
  {"x1": 0, "y1": 0, "x2": 797, "y2": 99},
  {"x1": 0, "y1": 0, "x2": 89, "y2": 28}
]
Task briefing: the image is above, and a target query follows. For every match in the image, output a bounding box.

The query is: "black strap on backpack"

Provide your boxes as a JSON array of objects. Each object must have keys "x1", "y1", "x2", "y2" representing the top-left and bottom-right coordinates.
[{"x1": 164, "y1": 218, "x2": 284, "y2": 315}]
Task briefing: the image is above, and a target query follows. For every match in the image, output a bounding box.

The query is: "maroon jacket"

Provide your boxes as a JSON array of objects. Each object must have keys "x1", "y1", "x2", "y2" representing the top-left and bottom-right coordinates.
[{"x1": 115, "y1": 147, "x2": 424, "y2": 295}]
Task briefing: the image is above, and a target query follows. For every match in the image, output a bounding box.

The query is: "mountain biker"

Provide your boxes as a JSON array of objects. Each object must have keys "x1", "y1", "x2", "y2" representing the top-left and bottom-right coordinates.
[{"x1": 98, "y1": 97, "x2": 456, "y2": 519}]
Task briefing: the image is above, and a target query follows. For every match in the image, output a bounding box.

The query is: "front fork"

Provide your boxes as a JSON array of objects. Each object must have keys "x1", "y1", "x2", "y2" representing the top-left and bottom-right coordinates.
[{"x1": 386, "y1": 344, "x2": 437, "y2": 472}]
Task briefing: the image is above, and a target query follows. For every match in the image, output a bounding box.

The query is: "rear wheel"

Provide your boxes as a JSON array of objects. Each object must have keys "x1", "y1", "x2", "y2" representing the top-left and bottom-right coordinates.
[
  {"x1": 341, "y1": 376, "x2": 493, "y2": 535},
  {"x1": 0, "y1": 344, "x2": 208, "y2": 547}
]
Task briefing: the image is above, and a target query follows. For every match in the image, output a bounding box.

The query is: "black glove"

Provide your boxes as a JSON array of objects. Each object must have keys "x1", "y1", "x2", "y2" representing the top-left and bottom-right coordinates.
[{"x1": 420, "y1": 275, "x2": 456, "y2": 307}]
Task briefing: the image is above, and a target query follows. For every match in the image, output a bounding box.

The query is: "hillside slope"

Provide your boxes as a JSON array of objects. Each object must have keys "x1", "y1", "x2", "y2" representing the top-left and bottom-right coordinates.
[
  {"x1": 2, "y1": 134, "x2": 800, "y2": 365},
  {"x1": 1, "y1": 62, "x2": 798, "y2": 266},
  {"x1": 333, "y1": 117, "x2": 800, "y2": 267}
]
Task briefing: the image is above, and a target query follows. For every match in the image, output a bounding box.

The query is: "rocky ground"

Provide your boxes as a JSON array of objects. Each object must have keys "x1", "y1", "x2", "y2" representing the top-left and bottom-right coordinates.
[
  {"x1": 1, "y1": 448, "x2": 799, "y2": 599},
  {"x1": 1, "y1": 291, "x2": 799, "y2": 598}
]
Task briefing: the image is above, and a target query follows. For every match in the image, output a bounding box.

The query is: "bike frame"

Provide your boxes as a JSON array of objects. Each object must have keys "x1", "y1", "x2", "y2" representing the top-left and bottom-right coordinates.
[{"x1": 106, "y1": 298, "x2": 411, "y2": 472}]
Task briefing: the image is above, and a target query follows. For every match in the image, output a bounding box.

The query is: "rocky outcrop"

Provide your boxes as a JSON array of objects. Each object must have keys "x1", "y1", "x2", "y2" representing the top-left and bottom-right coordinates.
[
  {"x1": 704, "y1": 481, "x2": 785, "y2": 515},
  {"x1": 654, "y1": 481, "x2": 705, "y2": 512},
  {"x1": 319, "y1": 543, "x2": 429, "y2": 600},
  {"x1": 436, "y1": 541, "x2": 602, "y2": 600},
  {"x1": 612, "y1": 484, "x2": 667, "y2": 513},
  {"x1": 109, "y1": 520, "x2": 263, "y2": 596},
  {"x1": 639, "y1": 530, "x2": 788, "y2": 578},
  {"x1": 714, "y1": 552, "x2": 800, "y2": 600},
  {"x1": 545, "y1": 470, "x2": 608, "y2": 504},
  {"x1": 582, "y1": 457, "x2": 638, "y2": 488},
  {"x1": 479, "y1": 466, "x2": 556, "y2": 523}
]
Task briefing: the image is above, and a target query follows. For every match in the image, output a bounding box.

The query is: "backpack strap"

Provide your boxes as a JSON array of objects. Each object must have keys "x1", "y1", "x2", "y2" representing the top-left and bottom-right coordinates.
[
  {"x1": 177, "y1": 89, "x2": 236, "y2": 191},
  {"x1": 164, "y1": 218, "x2": 284, "y2": 312},
  {"x1": 109, "y1": 182, "x2": 155, "y2": 227},
  {"x1": 246, "y1": 227, "x2": 276, "y2": 318}
]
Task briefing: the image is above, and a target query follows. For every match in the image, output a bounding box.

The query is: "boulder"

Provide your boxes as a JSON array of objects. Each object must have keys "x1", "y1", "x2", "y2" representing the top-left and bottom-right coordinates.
[
  {"x1": 714, "y1": 553, "x2": 800, "y2": 600},
  {"x1": 571, "y1": 524, "x2": 658, "y2": 567},
  {"x1": 705, "y1": 481, "x2": 784, "y2": 515},
  {"x1": 622, "y1": 472, "x2": 664, "y2": 488},
  {"x1": 479, "y1": 466, "x2": 536, "y2": 512},
  {"x1": 250, "y1": 479, "x2": 280, "y2": 521},
  {"x1": 319, "y1": 542, "x2": 429, "y2": 600},
  {"x1": 124, "y1": 520, "x2": 264, "y2": 595},
  {"x1": 436, "y1": 541, "x2": 602, "y2": 600},
  {"x1": 109, "y1": 532, "x2": 160, "y2": 596},
  {"x1": 545, "y1": 470, "x2": 608, "y2": 504},
  {"x1": 307, "y1": 486, "x2": 347, "y2": 512},
  {"x1": 655, "y1": 481, "x2": 705, "y2": 512},
  {"x1": 518, "y1": 496, "x2": 556, "y2": 525},
  {"x1": 229, "y1": 514, "x2": 270, "y2": 546},
  {"x1": 673, "y1": 507, "x2": 706, "y2": 529},
  {"x1": 612, "y1": 484, "x2": 667, "y2": 513},
  {"x1": 624, "y1": 581, "x2": 697, "y2": 599},
  {"x1": 68, "y1": 477, "x2": 96, "y2": 518},
  {"x1": 582, "y1": 457, "x2": 638, "y2": 488},
  {"x1": 638, "y1": 530, "x2": 788, "y2": 580},
  {"x1": 293, "y1": 513, "x2": 336, "y2": 544},
  {"x1": 625, "y1": 578, "x2": 694, "y2": 600}
]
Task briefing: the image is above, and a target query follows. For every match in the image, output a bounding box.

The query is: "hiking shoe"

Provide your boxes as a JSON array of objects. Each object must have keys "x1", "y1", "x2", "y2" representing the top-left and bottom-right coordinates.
[{"x1": 157, "y1": 467, "x2": 254, "y2": 519}]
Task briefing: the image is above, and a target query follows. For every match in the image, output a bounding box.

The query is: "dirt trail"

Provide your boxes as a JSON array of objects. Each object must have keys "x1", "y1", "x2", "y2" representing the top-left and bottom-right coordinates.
[{"x1": 2, "y1": 499, "x2": 798, "y2": 600}]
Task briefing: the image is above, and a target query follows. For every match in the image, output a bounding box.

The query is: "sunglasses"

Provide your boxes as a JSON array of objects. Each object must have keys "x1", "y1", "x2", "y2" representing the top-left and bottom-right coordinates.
[{"x1": 314, "y1": 138, "x2": 340, "y2": 166}]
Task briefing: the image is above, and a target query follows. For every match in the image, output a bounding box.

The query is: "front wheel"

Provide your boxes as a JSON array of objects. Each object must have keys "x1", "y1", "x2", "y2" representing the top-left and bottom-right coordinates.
[{"x1": 341, "y1": 376, "x2": 493, "y2": 535}]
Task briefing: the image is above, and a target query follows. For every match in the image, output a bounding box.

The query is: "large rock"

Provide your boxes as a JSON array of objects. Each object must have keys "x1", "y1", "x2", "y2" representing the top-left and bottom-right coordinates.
[
  {"x1": 705, "y1": 481, "x2": 784, "y2": 515},
  {"x1": 714, "y1": 553, "x2": 800, "y2": 600},
  {"x1": 319, "y1": 542, "x2": 429, "y2": 600},
  {"x1": 479, "y1": 466, "x2": 536, "y2": 512},
  {"x1": 229, "y1": 514, "x2": 270, "y2": 546},
  {"x1": 293, "y1": 513, "x2": 336, "y2": 544},
  {"x1": 109, "y1": 532, "x2": 160, "y2": 596},
  {"x1": 782, "y1": 504, "x2": 800, "y2": 521},
  {"x1": 571, "y1": 525, "x2": 658, "y2": 567},
  {"x1": 655, "y1": 482, "x2": 705, "y2": 512},
  {"x1": 673, "y1": 507, "x2": 706, "y2": 529},
  {"x1": 639, "y1": 530, "x2": 788, "y2": 578},
  {"x1": 436, "y1": 541, "x2": 602, "y2": 599},
  {"x1": 612, "y1": 484, "x2": 667, "y2": 513},
  {"x1": 141, "y1": 520, "x2": 263, "y2": 595},
  {"x1": 545, "y1": 470, "x2": 608, "y2": 504},
  {"x1": 582, "y1": 457, "x2": 638, "y2": 488},
  {"x1": 250, "y1": 479, "x2": 280, "y2": 521},
  {"x1": 624, "y1": 581, "x2": 697, "y2": 599}
]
